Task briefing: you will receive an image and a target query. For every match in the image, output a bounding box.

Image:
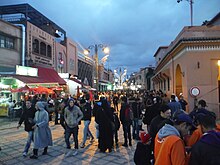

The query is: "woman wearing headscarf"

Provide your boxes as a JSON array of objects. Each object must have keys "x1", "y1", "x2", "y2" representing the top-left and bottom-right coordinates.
[
  {"x1": 30, "y1": 101, "x2": 53, "y2": 159},
  {"x1": 96, "y1": 99, "x2": 114, "y2": 152}
]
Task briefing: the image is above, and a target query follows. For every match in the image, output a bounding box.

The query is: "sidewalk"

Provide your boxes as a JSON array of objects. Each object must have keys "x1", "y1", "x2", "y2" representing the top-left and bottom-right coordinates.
[{"x1": 0, "y1": 117, "x2": 143, "y2": 165}]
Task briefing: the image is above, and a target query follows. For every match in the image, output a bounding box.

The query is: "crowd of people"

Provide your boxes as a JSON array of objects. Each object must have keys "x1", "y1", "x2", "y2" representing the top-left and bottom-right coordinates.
[{"x1": 15, "y1": 90, "x2": 220, "y2": 164}]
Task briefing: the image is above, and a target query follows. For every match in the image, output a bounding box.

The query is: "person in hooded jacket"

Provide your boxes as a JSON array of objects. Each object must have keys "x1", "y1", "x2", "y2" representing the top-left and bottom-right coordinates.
[
  {"x1": 154, "y1": 113, "x2": 194, "y2": 165},
  {"x1": 30, "y1": 101, "x2": 53, "y2": 159},
  {"x1": 64, "y1": 98, "x2": 83, "y2": 156},
  {"x1": 189, "y1": 113, "x2": 220, "y2": 165},
  {"x1": 96, "y1": 99, "x2": 114, "y2": 153}
]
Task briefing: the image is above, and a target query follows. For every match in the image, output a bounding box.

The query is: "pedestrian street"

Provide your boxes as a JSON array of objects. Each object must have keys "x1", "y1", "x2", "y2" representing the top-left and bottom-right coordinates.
[{"x1": 0, "y1": 117, "x2": 141, "y2": 165}]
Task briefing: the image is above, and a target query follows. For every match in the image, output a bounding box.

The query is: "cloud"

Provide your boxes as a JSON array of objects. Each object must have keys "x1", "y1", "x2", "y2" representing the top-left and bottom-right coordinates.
[{"x1": 0, "y1": 0, "x2": 219, "y2": 75}]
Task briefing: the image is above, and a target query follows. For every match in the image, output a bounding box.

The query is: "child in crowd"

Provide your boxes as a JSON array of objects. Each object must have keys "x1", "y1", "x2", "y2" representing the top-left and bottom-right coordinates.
[{"x1": 134, "y1": 132, "x2": 152, "y2": 165}]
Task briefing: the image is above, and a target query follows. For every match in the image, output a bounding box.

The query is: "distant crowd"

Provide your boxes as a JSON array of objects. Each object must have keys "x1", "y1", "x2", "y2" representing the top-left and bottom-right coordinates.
[{"x1": 14, "y1": 89, "x2": 220, "y2": 164}]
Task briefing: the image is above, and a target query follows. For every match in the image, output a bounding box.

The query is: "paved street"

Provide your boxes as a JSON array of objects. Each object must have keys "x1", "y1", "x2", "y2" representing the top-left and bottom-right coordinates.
[{"x1": 0, "y1": 117, "x2": 142, "y2": 165}]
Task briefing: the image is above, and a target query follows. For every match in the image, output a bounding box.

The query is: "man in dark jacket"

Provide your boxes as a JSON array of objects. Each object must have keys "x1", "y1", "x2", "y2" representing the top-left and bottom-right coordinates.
[
  {"x1": 189, "y1": 113, "x2": 220, "y2": 165},
  {"x1": 120, "y1": 96, "x2": 132, "y2": 147},
  {"x1": 17, "y1": 99, "x2": 36, "y2": 157},
  {"x1": 149, "y1": 104, "x2": 172, "y2": 161},
  {"x1": 131, "y1": 98, "x2": 142, "y2": 140},
  {"x1": 80, "y1": 98, "x2": 94, "y2": 148}
]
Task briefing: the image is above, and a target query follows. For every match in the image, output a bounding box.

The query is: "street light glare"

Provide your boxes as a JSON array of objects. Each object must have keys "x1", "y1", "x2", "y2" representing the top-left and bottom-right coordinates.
[
  {"x1": 84, "y1": 49, "x2": 89, "y2": 55},
  {"x1": 103, "y1": 47, "x2": 110, "y2": 54}
]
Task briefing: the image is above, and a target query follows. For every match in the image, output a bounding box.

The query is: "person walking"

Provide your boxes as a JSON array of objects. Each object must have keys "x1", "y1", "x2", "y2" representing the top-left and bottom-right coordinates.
[
  {"x1": 120, "y1": 96, "x2": 132, "y2": 147},
  {"x1": 80, "y1": 98, "x2": 94, "y2": 148},
  {"x1": 64, "y1": 98, "x2": 83, "y2": 156},
  {"x1": 111, "y1": 107, "x2": 120, "y2": 147},
  {"x1": 131, "y1": 98, "x2": 142, "y2": 140},
  {"x1": 17, "y1": 99, "x2": 36, "y2": 157},
  {"x1": 30, "y1": 101, "x2": 53, "y2": 159},
  {"x1": 96, "y1": 99, "x2": 114, "y2": 153}
]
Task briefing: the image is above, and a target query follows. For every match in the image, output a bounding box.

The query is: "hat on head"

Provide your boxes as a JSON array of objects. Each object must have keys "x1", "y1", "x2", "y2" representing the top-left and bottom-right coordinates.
[
  {"x1": 174, "y1": 113, "x2": 194, "y2": 126},
  {"x1": 139, "y1": 132, "x2": 151, "y2": 143}
]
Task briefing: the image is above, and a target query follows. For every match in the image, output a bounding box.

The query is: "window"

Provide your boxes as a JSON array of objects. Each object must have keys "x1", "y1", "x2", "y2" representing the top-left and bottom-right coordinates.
[
  {"x1": 0, "y1": 35, "x2": 5, "y2": 48},
  {"x1": 40, "y1": 42, "x2": 46, "y2": 56},
  {"x1": 167, "y1": 77, "x2": 170, "y2": 91},
  {"x1": 47, "y1": 45, "x2": 52, "y2": 58},
  {"x1": 33, "y1": 39, "x2": 39, "y2": 53},
  {"x1": 164, "y1": 80, "x2": 166, "y2": 91},
  {"x1": 0, "y1": 34, "x2": 15, "y2": 49}
]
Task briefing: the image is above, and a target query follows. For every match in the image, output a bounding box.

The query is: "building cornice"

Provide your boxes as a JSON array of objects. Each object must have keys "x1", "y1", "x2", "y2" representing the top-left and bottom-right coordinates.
[{"x1": 155, "y1": 38, "x2": 220, "y2": 73}]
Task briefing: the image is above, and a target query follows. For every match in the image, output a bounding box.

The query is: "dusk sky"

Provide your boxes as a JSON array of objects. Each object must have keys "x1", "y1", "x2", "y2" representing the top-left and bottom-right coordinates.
[{"x1": 1, "y1": 0, "x2": 219, "y2": 75}]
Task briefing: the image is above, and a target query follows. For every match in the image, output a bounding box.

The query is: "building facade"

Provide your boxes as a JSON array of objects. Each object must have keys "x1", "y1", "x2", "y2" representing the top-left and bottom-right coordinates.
[{"x1": 153, "y1": 25, "x2": 220, "y2": 116}]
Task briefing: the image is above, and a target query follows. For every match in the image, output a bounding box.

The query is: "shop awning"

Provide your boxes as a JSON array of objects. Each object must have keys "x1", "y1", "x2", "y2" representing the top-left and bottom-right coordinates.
[{"x1": 2, "y1": 66, "x2": 66, "y2": 86}]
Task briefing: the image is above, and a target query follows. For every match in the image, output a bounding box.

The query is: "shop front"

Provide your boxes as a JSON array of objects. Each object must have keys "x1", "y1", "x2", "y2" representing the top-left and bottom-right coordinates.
[{"x1": 0, "y1": 65, "x2": 66, "y2": 117}]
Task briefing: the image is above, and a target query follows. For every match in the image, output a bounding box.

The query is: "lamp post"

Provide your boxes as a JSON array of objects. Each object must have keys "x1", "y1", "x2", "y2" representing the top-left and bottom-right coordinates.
[
  {"x1": 114, "y1": 67, "x2": 127, "y2": 90},
  {"x1": 177, "y1": 0, "x2": 194, "y2": 26},
  {"x1": 84, "y1": 44, "x2": 110, "y2": 91}
]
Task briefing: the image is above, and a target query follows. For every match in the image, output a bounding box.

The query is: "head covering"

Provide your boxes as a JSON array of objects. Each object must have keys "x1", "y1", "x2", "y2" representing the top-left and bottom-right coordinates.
[
  {"x1": 140, "y1": 132, "x2": 151, "y2": 143},
  {"x1": 36, "y1": 101, "x2": 45, "y2": 111},
  {"x1": 174, "y1": 113, "x2": 195, "y2": 126},
  {"x1": 198, "y1": 99, "x2": 207, "y2": 107},
  {"x1": 80, "y1": 98, "x2": 86, "y2": 104},
  {"x1": 68, "y1": 98, "x2": 75, "y2": 111}
]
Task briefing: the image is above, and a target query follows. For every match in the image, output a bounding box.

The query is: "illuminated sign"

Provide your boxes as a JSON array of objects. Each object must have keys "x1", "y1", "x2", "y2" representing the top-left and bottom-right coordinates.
[
  {"x1": 16, "y1": 65, "x2": 38, "y2": 77},
  {"x1": 58, "y1": 73, "x2": 69, "y2": 79}
]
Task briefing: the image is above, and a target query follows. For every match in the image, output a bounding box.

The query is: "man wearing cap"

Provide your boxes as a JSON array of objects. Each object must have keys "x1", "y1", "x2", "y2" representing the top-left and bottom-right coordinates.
[
  {"x1": 154, "y1": 113, "x2": 194, "y2": 165},
  {"x1": 167, "y1": 94, "x2": 182, "y2": 116},
  {"x1": 189, "y1": 113, "x2": 220, "y2": 165},
  {"x1": 189, "y1": 99, "x2": 208, "y2": 117},
  {"x1": 179, "y1": 93, "x2": 188, "y2": 111}
]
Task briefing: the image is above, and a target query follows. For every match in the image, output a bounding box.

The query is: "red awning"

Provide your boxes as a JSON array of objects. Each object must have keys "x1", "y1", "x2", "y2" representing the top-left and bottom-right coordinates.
[{"x1": 7, "y1": 66, "x2": 66, "y2": 85}]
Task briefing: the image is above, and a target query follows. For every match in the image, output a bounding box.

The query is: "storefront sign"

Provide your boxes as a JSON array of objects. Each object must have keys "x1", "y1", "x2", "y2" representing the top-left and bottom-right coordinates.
[{"x1": 16, "y1": 65, "x2": 38, "y2": 77}]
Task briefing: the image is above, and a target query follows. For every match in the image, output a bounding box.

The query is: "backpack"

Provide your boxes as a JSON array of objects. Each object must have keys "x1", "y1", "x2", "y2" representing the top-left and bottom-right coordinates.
[{"x1": 125, "y1": 105, "x2": 133, "y2": 121}]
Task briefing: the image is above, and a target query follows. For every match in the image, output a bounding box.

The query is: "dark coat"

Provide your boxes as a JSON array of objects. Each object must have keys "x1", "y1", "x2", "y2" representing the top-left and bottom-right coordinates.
[
  {"x1": 81, "y1": 102, "x2": 92, "y2": 121},
  {"x1": 189, "y1": 130, "x2": 220, "y2": 165},
  {"x1": 134, "y1": 142, "x2": 151, "y2": 165},
  {"x1": 18, "y1": 106, "x2": 36, "y2": 132},
  {"x1": 131, "y1": 102, "x2": 141, "y2": 119},
  {"x1": 143, "y1": 103, "x2": 161, "y2": 125},
  {"x1": 120, "y1": 103, "x2": 132, "y2": 125},
  {"x1": 96, "y1": 105, "x2": 113, "y2": 152},
  {"x1": 149, "y1": 115, "x2": 168, "y2": 140}
]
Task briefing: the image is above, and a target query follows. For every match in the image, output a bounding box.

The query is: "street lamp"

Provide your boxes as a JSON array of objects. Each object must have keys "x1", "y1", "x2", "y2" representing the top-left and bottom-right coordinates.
[
  {"x1": 114, "y1": 67, "x2": 127, "y2": 90},
  {"x1": 177, "y1": 0, "x2": 194, "y2": 26},
  {"x1": 84, "y1": 44, "x2": 110, "y2": 91}
]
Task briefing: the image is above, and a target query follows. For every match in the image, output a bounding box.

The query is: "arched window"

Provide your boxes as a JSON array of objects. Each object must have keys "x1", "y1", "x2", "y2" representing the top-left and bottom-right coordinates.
[
  {"x1": 40, "y1": 42, "x2": 46, "y2": 56},
  {"x1": 32, "y1": 39, "x2": 39, "y2": 53},
  {"x1": 47, "y1": 45, "x2": 52, "y2": 58}
]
